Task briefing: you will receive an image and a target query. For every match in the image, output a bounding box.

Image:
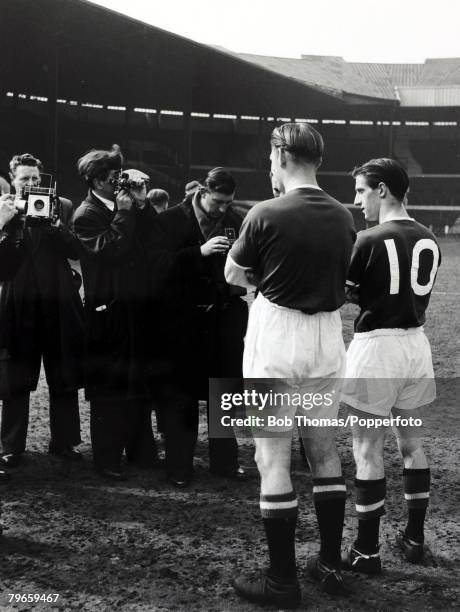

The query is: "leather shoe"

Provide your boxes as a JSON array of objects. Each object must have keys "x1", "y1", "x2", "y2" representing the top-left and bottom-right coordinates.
[
  {"x1": 0, "y1": 453, "x2": 22, "y2": 468},
  {"x1": 211, "y1": 466, "x2": 246, "y2": 480},
  {"x1": 0, "y1": 469, "x2": 11, "y2": 483},
  {"x1": 95, "y1": 467, "x2": 127, "y2": 482},
  {"x1": 396, "y1": 530, "x2": 424, "y2": 563},
  {"x1": 307, "y1": 555, "x2": 349, "y2": 595},
  {"x1": 49, "y1": 447, "x2": 83, "y2": 461},
  {"x1": 167, "y1": 476, "x2": 191, "y2": 488},
  {"x1": 233, "y1": 571, "x2": 301, "y2": 608}
]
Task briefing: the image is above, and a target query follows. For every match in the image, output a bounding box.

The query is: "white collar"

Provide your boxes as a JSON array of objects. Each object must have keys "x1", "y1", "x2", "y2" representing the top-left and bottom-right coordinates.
[
  {"x1": 286, "y1": 183, "x2": 322, "y2": 193},
  {"x1": 92, "y1": 190, "x2": 115, "y2": 211},
  {"x1": 382, "y1": 217, "x2": 415, "y2": 223}
]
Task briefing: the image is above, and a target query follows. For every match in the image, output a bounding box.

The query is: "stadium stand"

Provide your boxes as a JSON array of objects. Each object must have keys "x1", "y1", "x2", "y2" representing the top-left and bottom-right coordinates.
[{"x1": 1, "y1": 0, "x2": 460, "y2": 231}]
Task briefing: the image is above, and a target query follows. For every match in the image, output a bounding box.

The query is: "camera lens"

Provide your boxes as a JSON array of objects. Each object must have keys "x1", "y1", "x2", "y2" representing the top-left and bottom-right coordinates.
[{"x1": 33, "y1": 199, "x2": 45, "y2": 211}]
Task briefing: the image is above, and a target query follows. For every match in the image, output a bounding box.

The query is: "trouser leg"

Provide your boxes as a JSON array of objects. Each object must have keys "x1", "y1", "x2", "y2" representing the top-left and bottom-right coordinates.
[
  {"x1": 90, "y1": 398, "x2": 125, "y2": 471},
  {"x1": 1, "y1": 393, "x2": 30, "y2": 454},
  {"x1": 124, "y1": 399, "x2": 158, "y2": 466},
  {"x1": 159, "y1": 386, "x2": 198, "y2": 480},
  {"x1": 207, "y1": 377, "x2": 240, "y2": 475},
  {"x1": 49, "y1": 389, "x2": 81, "y2": 451},
  {"x1": 208, "y1": 301, "x2": 246, "y2": 475},
  {"x1": 208, "y1": 436, "x2": 238, "y2": 475}
]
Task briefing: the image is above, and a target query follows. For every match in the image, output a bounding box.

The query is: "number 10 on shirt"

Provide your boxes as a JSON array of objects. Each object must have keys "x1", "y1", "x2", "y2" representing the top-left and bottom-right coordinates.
[{"x1": 384, "y1": 238, "x2": 440, "y2": 296}]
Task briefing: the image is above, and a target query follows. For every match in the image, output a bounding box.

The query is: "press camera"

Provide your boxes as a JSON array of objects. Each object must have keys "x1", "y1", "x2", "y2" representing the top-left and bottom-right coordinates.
[{"x1": 14, "y1": 181, "x2": 58, "y2": 221}]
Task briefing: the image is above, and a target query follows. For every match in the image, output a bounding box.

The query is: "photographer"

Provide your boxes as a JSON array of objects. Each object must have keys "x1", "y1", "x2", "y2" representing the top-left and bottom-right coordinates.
[
  {"x1": 146, "y1": 188, "x2": 169, "y2": 215},
  {"x1": 150, "y1": 168, "x2": 247, "y2": 486},
  {"x1": 73, "y1": 147, "x2": 159, "y2": 481},
  {"x1": 0, "y1": 153, "x2": 84, "y2": 469}
]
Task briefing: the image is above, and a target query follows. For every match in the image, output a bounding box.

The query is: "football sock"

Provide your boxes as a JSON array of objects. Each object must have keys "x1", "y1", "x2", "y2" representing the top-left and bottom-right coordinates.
[
  {"x1": 260, "y1": 490, "x2": 298, "y2": 582},
  {"x1": 354, "y1": 477, "x2": 386, "y2": 554},
  {"x1": 403, "y1": 468, "x2": 430, "y2": 543},
  {"x1": 356, "y1": 517, "x2": 381, "y2": 555},
  {"x1": 312, "y1": 476, "x2": 347, "y2": 567}
]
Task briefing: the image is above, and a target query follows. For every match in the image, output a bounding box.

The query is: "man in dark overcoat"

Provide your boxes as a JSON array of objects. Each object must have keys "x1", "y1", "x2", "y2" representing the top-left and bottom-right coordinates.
[
  {"x1": 150, "y1": 168, "x2": 248, "y2": 486},
  {"x1": 0, "y1": 153, "x2": 84, "y2": 469},
  {"x1": 73, "y1": 147, "x2": 158, "y2": 480}
]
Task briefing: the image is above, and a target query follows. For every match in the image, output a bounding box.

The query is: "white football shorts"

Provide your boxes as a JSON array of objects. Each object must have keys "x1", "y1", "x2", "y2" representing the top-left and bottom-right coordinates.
[
  {"x1": 342, "y1": 327, "x2": 436, "y2": 416},
  {"x1": 243, "y1": 292, "x2": 345, "y2": 428}
]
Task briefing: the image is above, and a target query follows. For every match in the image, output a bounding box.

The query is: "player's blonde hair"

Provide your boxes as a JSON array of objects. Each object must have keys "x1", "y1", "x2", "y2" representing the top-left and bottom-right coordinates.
[{"x1": 270, "y1": 122, "x2": 323, "y2": 167}]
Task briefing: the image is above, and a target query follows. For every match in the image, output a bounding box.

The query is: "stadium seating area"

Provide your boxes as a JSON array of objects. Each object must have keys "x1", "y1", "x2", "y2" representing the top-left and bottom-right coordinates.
[
  {"x1": 410, "y1": 140, "x2": 460, "y2": 174},
  {"x1": 1, "y1": 99, "x2": 460, "y2": 214}
]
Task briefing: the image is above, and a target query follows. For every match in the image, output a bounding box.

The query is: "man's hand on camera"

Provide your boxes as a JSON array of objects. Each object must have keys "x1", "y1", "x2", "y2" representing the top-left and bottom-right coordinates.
[
  {"x1": 0, "y1": 194, "x2": 18, "y2": 230},
  {"x1": 116, "y1": 190, "x2": 134, "y2": 211},
  {"x1": 200, "y1": 236, "x2": 230, "y2": 256},
  {"x1": 131, "y1": 189, "x2": 147, "y2": 210}
]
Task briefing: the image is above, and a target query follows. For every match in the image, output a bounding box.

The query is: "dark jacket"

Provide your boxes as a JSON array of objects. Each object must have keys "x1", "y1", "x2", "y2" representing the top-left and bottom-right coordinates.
[
  {"x1": 150, "y1": 198, "x2": 248, "y2": 395},
  {"x1": 72, "y1": 191, "x2": 156, "y2": 401},
  {"x1": 0, "y1": 197, "x2": 84, "y2": 397}
]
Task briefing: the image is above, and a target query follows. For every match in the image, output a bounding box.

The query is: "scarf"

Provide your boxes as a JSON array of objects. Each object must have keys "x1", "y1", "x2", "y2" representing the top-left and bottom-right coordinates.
[{"x1": 191, "y1": 191, "x2": 225, "y2": 240}]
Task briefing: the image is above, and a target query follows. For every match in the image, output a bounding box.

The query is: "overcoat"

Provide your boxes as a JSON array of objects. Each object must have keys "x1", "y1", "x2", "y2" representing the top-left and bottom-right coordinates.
[
  {"x1": 72, "y1": 192, "x2": 155, "y2": 401},
  {"x1": 150, "y1": 198, "x2": 248, "y2": 397},
  {"x1": 0, "y1": 198, "x2": 84, "y2": 397}
]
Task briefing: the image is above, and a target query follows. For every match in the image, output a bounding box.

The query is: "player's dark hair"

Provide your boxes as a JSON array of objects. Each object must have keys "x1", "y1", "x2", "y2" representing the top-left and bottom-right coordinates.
[
  {"x1": 352, "y1": 158, "x2": 409, "y2": 201},
  {"x1": 147, "y1": 188, "x2": 169, "y2": 205},
  {"x1": 270, "y1": 122, "x2": 323, "y2": 167},
  {"x1": 77, "y1": 144, "x2": 123, "y2": 187},
  {"x1": 9, "y1": 153, "x2": 43, "y2": 175},
  {"x1": 203, "y1": 167, "x2": 236, "y2": 195}
]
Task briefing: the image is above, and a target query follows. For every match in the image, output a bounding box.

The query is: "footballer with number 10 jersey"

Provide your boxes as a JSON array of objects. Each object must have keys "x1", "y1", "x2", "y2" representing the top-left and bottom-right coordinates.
[
  {"x1": 347, "y1": 218, "x2": 441, "y2": 333},
  {"x1": 343, "y1": 217, "x2": 441, "y2": 415},
  {"x1": 341, "y1": 158, "x2": 442, "y2": 575},
  {"x1": 343, "y1": 160, "x2": 442, "y2": 417}
]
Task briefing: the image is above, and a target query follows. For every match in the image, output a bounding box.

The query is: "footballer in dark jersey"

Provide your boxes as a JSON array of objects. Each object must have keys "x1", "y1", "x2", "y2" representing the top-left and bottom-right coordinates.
[
  {"x1": 348, "y1": 219, "x2": 440, "y2": 332},
  {"x1": 226, "y1": 123, "x2": 355, "y2": 607},
  {"x1": 342, "y1": 158, "x2": 441, "y2": 575}
]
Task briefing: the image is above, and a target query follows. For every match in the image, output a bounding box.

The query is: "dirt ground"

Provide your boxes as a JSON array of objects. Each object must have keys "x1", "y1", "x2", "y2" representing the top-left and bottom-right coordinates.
[{"x1": 0, "y1": 237, "x2": 458, "y2": 611}]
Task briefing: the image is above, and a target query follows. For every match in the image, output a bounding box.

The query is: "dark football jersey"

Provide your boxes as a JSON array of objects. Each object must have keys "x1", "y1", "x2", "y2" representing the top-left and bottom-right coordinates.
[
  {"x1": 347, "y1": 219, "x2": 441, "y2": 332},
  {"x1": 229, "y1": 187, "x2": 356, "y2": 312}
]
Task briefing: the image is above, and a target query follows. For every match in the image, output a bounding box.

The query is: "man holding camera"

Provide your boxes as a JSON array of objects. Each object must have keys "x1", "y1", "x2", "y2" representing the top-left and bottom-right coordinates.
[
  {"x1": 150, "y1": 167, "x2": 247, "y2": 486},
  {"x1": 0, "y1": 153, "x2": 84, "y2": 469},
  {"x1": 73, "y1": 146, "x2": 158, "y2": 480}
]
